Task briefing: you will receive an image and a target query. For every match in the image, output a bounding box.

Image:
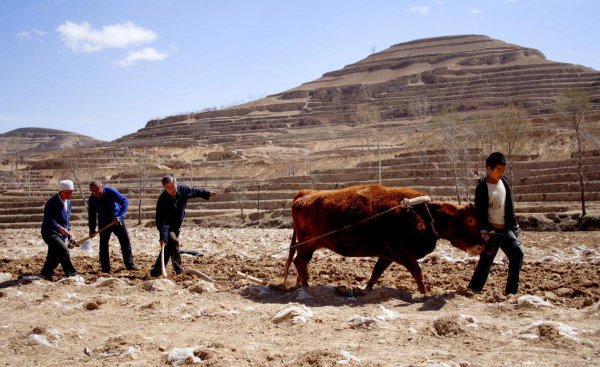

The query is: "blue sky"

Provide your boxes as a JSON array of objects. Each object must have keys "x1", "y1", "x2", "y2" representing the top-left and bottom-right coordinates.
[{"x1": 1, "y1": 0, "x2": 598, "y2": 141}]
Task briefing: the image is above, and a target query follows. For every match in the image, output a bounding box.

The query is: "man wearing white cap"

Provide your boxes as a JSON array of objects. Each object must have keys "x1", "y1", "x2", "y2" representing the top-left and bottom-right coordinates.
[{"x1": 40, "y1": 179, "x2": 77, "y2": 280}]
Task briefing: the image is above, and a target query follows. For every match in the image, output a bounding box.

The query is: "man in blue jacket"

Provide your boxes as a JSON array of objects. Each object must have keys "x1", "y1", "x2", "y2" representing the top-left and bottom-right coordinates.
[
  {"x1": 40, "y1": 180, "x2": 77, "y2": 280},
  {"x1": 88, "y1": 180, "x2": 137, "y2": 273},
  {"x1": 150, "y1": 175, "x2": 216, "y2": 276}
]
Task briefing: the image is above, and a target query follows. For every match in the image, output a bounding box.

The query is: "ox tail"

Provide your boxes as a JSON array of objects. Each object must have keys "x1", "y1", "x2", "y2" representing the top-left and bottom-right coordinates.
[{"x1": 283, "y1": 228, "x2": 297, "y2": 286}]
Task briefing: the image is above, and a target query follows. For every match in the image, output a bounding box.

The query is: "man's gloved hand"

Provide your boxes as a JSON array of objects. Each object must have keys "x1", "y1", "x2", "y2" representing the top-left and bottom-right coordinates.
[
  {"x1": 67, "y1": 237, "x2": 77, "y2": 249},
  {"x1": 481, "y1": 229, "x2": 495, "y2": 242}
]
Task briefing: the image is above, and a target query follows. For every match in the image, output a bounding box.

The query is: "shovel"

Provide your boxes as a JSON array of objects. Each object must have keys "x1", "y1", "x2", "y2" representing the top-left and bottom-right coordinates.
[
  {"x1": 167, "y1": 232, "x2": 230, "y2": 285},
  {"x1": 159, "y1": 241, "x2": 167, "y2": 278},
  {"x1": 69, "y1": 222, "x2": 116, "y2": 249}
]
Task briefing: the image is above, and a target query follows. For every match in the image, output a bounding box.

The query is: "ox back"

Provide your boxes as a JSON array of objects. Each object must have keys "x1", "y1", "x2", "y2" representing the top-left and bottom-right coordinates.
[{"x1": 284, "y1": 184, "x2": 482, "y2": 294}]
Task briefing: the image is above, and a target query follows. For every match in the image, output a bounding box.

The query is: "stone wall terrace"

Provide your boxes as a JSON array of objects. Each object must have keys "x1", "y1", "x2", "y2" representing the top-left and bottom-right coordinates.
[{"x1": 2, "y1": 149, "x2": 599, "y2": 229}]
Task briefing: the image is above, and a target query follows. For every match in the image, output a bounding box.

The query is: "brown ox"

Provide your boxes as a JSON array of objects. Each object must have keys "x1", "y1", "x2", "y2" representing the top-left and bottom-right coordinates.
[{"x1": 283, "y1": 185, "x2": 484, "y2": 294}]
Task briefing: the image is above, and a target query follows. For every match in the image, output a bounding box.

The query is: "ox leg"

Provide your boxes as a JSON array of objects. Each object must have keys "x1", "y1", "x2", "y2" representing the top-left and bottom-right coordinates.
[
  {"x1": 366, "y1": 258, "x2": 393, "y2": 290},
  {"x1": 293, "y1": 250, "x2": 314, "y2": 287},
  {"x1": 404, "y1": 257, "x2": 427, "y2": 295}
]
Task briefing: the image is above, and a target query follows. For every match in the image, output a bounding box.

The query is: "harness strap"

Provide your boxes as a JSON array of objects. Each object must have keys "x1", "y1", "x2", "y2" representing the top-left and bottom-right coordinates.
[{"x1": 423, "y1": 203, "x2": 439, "y2": 238}]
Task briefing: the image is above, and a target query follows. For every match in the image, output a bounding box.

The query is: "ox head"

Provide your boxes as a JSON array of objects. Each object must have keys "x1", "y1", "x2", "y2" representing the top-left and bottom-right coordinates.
[{"x1": 430, "y1": 202, "x2": 484, "y2": 256}]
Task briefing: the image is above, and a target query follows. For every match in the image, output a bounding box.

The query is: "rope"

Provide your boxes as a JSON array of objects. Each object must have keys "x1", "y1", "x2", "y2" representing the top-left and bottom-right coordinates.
[
  {"x1": 265, "y1": 197, "x2": 432, "y2": 258},
  {"x1": 188, "y1": 196, "x2": 435, "y2": 285},
  {"x1": 423, "y1": 203, "x2": 438, "y2": 237}
]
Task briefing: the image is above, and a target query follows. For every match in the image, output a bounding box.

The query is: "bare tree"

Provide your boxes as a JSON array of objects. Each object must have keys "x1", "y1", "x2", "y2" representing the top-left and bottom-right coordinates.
[
  {"x1": 225, "y1": 160, "x2": 245, "y2": 222},
  {"x1": 135, "y1": 155, "x2": 151, "y2": 225},
  {"x1": 470, "y1": 113, "x2": 496, "y2": 167},
  {"x1": 409, "y1": 96, "x2": 433, "y2": 146},
  {"x1": 355, "y1": 103, "x2": 380, "y2": 126},
  {"x1": 303, "y1": 151, "x2": 316, "y2": 190},
  {"x1": 584, "y1": 130, "x2": 600, "y2": 150},
  {"x1": 233, "y1": 182, "x2": 245, "y2": 222},
  {"x1": 11, "y1": 150, "x2": 18, "y2": 171},
  {"x1": 408, "y1": 96, "x2": 431, "y2": 120},
  {"x1": 68, "y1": 158, "x2": 91, "y2": 209},
  {"x1": 490, "y1": 104, "x2": 530, "y2": 187},
  {"x1": 256, "y1": 184, "x2": 261, "y2": 215},
  {"x1": 189, "y1": 161, "x2": 194, "y2": 187},
  {"x1": 377, "y1": 135, "x2": 382, "y2": 184},
  {"x1": 555, "y1": 88, "x2": 591, "y2": 217},
  {"x1": 355, "y1": 103, "x2": 381, "y2": 171},
  {"x1": 436, "y1": 107, "x2": 469, "y2": 204}
]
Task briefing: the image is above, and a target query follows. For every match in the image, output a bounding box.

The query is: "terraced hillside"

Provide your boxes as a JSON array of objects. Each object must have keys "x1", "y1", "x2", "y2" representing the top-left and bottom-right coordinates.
[
  {"x1": 115, "y1": 34, "x2": 600, "y2": 151},
  {"x1": 1, "y1": 35, "x2": 599, "y2": 231},
  {"x1": 1, "y1": 143, "x2": 599, "y2": 231}
]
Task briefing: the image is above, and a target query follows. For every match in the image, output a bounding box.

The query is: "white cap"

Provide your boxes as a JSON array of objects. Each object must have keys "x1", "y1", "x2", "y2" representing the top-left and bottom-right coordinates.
[{"x1": 58, "y1": 180, "x2": 74, "y2": 192}]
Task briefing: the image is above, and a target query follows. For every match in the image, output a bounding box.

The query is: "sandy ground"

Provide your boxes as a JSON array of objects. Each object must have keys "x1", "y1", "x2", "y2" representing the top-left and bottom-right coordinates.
[{"x1": 0, "y1": 227, "x2": 599, "y2": 366}]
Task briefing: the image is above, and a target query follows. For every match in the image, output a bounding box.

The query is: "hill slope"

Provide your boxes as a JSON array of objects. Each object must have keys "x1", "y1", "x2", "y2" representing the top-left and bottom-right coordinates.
[
  {"x1": 0, "y1": 128, "x2": 103, "y2": 156},
  {"x1": 115, "y1": 34, "x2": 599, "y2": 149}
]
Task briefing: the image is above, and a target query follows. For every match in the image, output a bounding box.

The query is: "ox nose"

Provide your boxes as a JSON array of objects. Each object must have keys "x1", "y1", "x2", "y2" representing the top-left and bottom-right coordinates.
[{"x1": 467, "y1": 244, "x2": 484, "y2": 256}]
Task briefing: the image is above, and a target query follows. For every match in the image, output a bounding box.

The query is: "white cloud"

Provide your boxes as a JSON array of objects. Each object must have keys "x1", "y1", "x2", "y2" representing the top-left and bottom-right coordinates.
[
  {"x1": 470, "y1": 8, "x2": 480, "y2": 14},
  {"x1": 33, "y1": 29, "x2": 47, "y2": 37},
  {"x1": 56, "y1": 20, "x2": 157, "y2": 53},
  {"x1": 113, "y1": 47, "x2": 168, "y2": 67},
  {"x1": 16, "y1": 31, "x2": 31, "y2": 40},
  {"x1": 16, "y1": 28, "x2": 47, "y2": 40},
  {"x1": 505, "y1": 0, "x2": 517, "y2": 3},
  {"x1": 408, "y1": 6, "x2": 431, "y2": 15}
]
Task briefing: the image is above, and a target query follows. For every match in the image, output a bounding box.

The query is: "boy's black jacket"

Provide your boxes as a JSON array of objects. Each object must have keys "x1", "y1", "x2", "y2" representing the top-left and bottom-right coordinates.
[{"x1": 474, "y1": 176, "x2": 518, "y2": 233}]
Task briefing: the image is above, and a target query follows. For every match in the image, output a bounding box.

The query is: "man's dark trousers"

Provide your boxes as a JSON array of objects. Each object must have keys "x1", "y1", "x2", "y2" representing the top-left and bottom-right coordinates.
[
  {"x1": 468, "y1": 229, "x2": 524, "y2": 294},
  {"x1": 98, "y1": 222, "x2": 135, "y2": 272},
  {"x1": 150, "y1": 230, "x2": 182, "y2": 276},
  {"x1": 41, "y1": 233, "x2": 77, "y2": 278}
]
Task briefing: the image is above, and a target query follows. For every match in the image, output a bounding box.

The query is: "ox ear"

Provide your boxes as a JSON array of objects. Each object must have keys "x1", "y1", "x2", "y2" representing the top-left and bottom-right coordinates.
[
  {"x1": 439, "y1": 202, "x2": 458, "y2": 215},
  {"x1": 412, "y1": 213, "x2": 428, "y2": 232}
]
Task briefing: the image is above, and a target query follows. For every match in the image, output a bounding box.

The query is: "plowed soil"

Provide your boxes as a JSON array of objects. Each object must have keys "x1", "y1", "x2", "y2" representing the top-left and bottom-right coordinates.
[{"x1": 0, "y1": 228, "x2": 599, "y2": 366}]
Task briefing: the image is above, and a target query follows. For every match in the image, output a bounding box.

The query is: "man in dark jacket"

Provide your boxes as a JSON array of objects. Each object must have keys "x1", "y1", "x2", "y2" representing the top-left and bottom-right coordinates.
[
  {"x1": 468, "y1": 152, "x2": 524, "y2": 294},
  {"x1": 150, "y1": 175, "x2": 216, "y2": 276},
  {"x1": 88, "y1": 180, "x2": 137, "y2": 272},
  {"x1": 40, "y1": 180, "x2": 77, "y2": 280}
]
